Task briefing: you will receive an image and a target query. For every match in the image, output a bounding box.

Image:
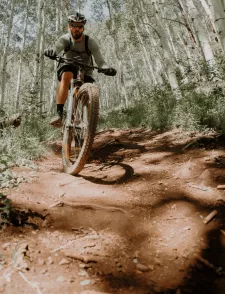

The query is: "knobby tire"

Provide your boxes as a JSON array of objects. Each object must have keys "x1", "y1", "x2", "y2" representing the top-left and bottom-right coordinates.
[{"x1": 62, "y1": 83, "x2": 99, "y2": 175}]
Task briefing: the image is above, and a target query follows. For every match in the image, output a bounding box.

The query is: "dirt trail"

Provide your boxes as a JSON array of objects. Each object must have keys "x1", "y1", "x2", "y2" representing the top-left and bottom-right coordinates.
[{"x1": 1, "y1": 128, "x2": 225, "y2": 294}]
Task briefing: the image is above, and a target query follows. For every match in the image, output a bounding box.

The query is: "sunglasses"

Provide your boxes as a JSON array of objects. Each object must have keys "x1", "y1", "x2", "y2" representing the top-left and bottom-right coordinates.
[{"x1": 69, "y1": 23, "x2": 84, "y2": 29}]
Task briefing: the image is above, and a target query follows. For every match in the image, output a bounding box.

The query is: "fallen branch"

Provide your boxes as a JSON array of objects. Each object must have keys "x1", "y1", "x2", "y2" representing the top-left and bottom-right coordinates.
[
  {"x1": 64, "y1": 252, "x2": 98, "y2": 263},
  {"x1": 50, "y1": 239, "x2": 76, "y2": 253},
  {"x1": 0, "y1": 113, "x2": 21, "y2": 129},
  {"x1": 188, "y1": 183, "x2": 210, "y2": 191},
  {"x1": 195, "y1": 254, "x2": 216, "y2": 270},
  {"x1": 217, "y1": 185, "x2": 225, "y2": 190},
  {"x1": 182, "y1": 137, "x2": 201, "y2": 151},
  {"x1": 18, "y1": 271, "x2": 43, "y2": 294},
  {"x1": 48, "y1": 200, "x2": 127, "y2": 214},
  {"x1": 203, "y1": 210, "x2": 218, "y2": 224}
]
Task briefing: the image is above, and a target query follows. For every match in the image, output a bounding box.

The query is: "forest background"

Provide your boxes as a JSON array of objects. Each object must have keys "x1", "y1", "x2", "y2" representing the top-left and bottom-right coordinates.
[{"x1": 1, "y1": 0, "x2": 225, "y2": 188}]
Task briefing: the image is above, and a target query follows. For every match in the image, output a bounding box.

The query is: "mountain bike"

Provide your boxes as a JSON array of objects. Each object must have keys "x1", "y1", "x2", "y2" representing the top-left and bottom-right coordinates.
[{"x1": 54, "y1": 56, "x2": 103, "y2": 175}]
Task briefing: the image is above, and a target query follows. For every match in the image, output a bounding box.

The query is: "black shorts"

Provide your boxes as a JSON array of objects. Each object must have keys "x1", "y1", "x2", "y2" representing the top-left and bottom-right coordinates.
[{"x1": 57, "y1": 64, "x2": 95, "y2": 83}]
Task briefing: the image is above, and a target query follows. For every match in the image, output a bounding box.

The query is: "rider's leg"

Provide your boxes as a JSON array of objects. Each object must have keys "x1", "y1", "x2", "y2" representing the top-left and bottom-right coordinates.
[
  {"x1": 50, "y1": 71, "x2": 73, "y2": 126},
  {"x1": 57, "y1": 71, "x2": 73, "y2": 105},
  {"x1": 56, "y1": 71, "x2": 73, "y2": 117}
]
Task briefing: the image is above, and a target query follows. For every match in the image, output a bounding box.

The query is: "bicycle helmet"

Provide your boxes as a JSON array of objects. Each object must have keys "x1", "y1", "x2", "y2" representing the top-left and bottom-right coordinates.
[{"x1": 68, "y1": 12, "x2": 87, "y2": 25}]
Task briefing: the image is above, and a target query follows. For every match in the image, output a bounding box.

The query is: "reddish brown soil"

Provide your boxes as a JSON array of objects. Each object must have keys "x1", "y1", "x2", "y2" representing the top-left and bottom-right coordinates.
[{"x1": 1, "y1": 128, "x2": 225, "y2": 294}]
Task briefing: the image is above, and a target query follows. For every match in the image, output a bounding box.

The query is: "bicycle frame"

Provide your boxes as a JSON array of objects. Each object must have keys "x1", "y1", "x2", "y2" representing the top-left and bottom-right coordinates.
[
  {"x1": 65, "y1": 66, "x2": 85, "y2": 129},
  {"x1": 52, "y1": 55, "x2": 102, "y2": 174}
]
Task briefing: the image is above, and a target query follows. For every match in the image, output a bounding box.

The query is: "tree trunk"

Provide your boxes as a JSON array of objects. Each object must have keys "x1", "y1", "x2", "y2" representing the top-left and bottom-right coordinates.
[
  {"x1": 31, "y1": 0, "x2": 43, "y2": 94},
  {"x1": 49, "y1": 0, "x2": 60, "y2": 114},
  {"x1": 15, "y1": 0, "x2": 29, "y2": 110},
  {"x1": 106, "y1": 0, "x2": 129, "y2": 108},
  {"x1": 0, "y1": 0, "x2": 15, "y2": 108},
  {"x1": 139, "y1": 0, "x2": 164, "y2": 84},
  {"x1": 0, "y1": 113, "x2": 21, "y2": 129},
  {"x1": 184, "y1": 0, "x2": 218, "y2": 73},
  {"x1": 151, "y1": 0, "x2": 182, "y2": 100},
  {"x1": 132, "y1": 19, "x2": 157, "y2": 86},
  {"x1": 39, "y1": 1, "x2": 46, "y2": 114},
  {"x1": 207, "y1": 0, "x2": 225, "y2": 53}
]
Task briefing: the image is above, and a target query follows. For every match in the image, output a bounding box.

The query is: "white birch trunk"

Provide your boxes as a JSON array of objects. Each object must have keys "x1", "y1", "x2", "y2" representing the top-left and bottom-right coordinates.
[
  {"x1": 106, "y1": 0, "x2": 129, "y2": 108},
  {"x1": 185, "y1": 0, "x2": 217, "y2": 72},
  {"x1": 151, "y1": 0, "x2": 182, "y2": 100},
  {"x1": 160, "y1": 1, "x2": 186, "y2": 77},
  {"x1": 125, "y1": 37, "x2": 143, "y2": 99},
  {"x1": 0, "y1": 0, "x2": 11, "y2": 67},
  {"x1": 56, "y1": 0, "x2": 60, "y2": 33},
  {"x1": 132, "y1": 20, "x2": 157, "y2": 86},
  {"x1": 15, "y1": 0, "x2": 29, "y2": 110},
  {"x1": 31, "y1": 0, "x2": 43, "y2": 94},
  {"x1": 39, "y1": 1, "x2": 46, "y2": 114},
  {"x1": 199, "y1": 0, "x2": 217, "y2": 31},
  {"x1": 139, "y1": 0, "x2": 164, "y2": 84},
  {"x1": 0, "y1": 0, "x2": 15, "y2": 108},
  {"x1": 207, "y1": 0, "x2": 225, "y2": 53},
  {"x1": 222, "y1": 0, "x2": 225, "y2": 10},
  {"x1": 0, "y1": 26, "x2": 5, "y2": 67},
  {"x1": 49, "y1": 0, "x2": 60, "y2": 114}
]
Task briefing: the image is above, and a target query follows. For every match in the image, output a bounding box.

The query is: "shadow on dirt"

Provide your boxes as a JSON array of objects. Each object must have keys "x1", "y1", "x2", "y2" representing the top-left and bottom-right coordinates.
[
  {"x1": 177, "y1": 209, "x2": 225, "y2": 294},
  {"x1": 80, "y1": 162, "x2": 135, "y2": 185},
  {"x1": 47, "y1": 140, "x2": 62, "y2": 156}
]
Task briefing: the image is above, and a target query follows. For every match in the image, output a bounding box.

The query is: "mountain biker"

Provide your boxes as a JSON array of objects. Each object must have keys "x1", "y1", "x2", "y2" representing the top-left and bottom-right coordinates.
[{"x1": 44, "y1": 12, "x2": 117, "y2": 126}]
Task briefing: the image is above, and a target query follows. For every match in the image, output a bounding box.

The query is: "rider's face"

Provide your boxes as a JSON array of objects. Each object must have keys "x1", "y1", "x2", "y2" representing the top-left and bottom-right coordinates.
[{"x1": 69, "y1": 22, "x2": 84, "y2": 40}]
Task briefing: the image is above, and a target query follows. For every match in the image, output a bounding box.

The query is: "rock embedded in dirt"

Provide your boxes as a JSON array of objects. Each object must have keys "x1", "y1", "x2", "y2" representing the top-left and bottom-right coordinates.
[
  {"x1": 37, "y1": 259, "x2": 45, "y2": 266},
  {"x1": 42, "y1": 219, "x2": 49, "y2": 227},
  {"x1": 41, "y1": 268, "x2": 48, "y2": 274},
  {"x1": 59, "y1": 258, "x2": 71, "y2": 265},
  {"x1": 80, "y1": 279, "x2": 91, "y2": 286},
  {"x1": 47, "y1": 256, "x2": 54, "y2": 265},
  {"x1": 183, "y1": 226, "x2": 191, "y2": 231},
  {"x1": 79, "y1": 263, "x2": 92, "y2": 269},
  {"x1": 56, "y1": 276, "x2": 65, "y2": 282},
  {"x1": 78, "y1": 270, "x2": 89, "y2": 277},
  {"x1": 136, "y1": 263, "x2": 150, "y2": 272}
]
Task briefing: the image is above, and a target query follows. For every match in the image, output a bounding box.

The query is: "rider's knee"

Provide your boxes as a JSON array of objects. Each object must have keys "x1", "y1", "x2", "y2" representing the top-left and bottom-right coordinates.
[{"x1": 61, "y1": 72, "x2": 73, "y2": 84}]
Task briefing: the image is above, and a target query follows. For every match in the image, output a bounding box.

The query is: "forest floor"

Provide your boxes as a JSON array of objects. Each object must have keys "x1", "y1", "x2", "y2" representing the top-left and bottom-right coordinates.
[{"x1": 2, "y1": 128, "x2": 225, "y2": 294}]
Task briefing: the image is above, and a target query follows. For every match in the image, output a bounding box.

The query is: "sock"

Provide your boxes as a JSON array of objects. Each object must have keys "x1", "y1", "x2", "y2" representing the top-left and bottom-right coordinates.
[{"x1": 57, "y1": 104, "x2": 64, "y2": 115}]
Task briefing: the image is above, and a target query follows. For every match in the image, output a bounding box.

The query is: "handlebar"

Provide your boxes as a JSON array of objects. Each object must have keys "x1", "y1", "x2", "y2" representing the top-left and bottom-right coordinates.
[{"x1": 54, "y1": 56, "x2": 101, "y2": 71}]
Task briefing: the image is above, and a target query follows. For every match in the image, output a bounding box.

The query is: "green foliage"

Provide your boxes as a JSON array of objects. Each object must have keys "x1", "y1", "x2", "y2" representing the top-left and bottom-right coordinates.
[
  {"x1": 0, "y1": 193, "x2": 12, "y2": 227},
  {"x1": 173, "y1": 85, "x2": 225, "y2": 131},
  {"x1": 0, "y1": 114, "x2": 60, "y2": 188},
  {"x1": 99, "y1": 82, "x2": 225, "y2": 133},
  {"x1": 99, "y1": 84, "x2": 175, "y2": 131}
]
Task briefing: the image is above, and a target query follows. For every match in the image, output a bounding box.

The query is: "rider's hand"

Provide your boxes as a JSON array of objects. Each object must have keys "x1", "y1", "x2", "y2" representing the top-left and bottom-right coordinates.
[
  {"x1": 44, "y1": 49, "x2": 57, "y2": 60},
  {"x1": 98, "y1": 68, "x2": 117, "y2": 76}
]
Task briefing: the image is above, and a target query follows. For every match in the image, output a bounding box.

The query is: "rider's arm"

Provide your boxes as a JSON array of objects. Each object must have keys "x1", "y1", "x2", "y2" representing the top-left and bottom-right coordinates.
[
  {"x1": 88, "y1": 37, "x2": 108, "y2": 69},
  {"x1": 54, "y1": 34, "x2": 70, "y2": 54}
]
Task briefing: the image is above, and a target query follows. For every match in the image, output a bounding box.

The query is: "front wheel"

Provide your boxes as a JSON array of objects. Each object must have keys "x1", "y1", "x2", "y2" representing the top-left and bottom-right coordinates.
[{"x1": 62, "y1": 83, "x2": 99, "y2": 175}]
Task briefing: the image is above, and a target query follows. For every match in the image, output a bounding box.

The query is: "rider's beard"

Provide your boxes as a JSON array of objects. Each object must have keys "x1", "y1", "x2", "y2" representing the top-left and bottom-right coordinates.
[{"x1": 72, "y1": 31, "x2": 83, "y2": 40}]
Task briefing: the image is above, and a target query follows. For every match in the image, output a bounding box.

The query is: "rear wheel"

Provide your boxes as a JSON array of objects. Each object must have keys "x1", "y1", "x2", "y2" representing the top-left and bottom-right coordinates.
[{"x1": 62, "y1": 83, "x2": 99, "y2": 175}]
